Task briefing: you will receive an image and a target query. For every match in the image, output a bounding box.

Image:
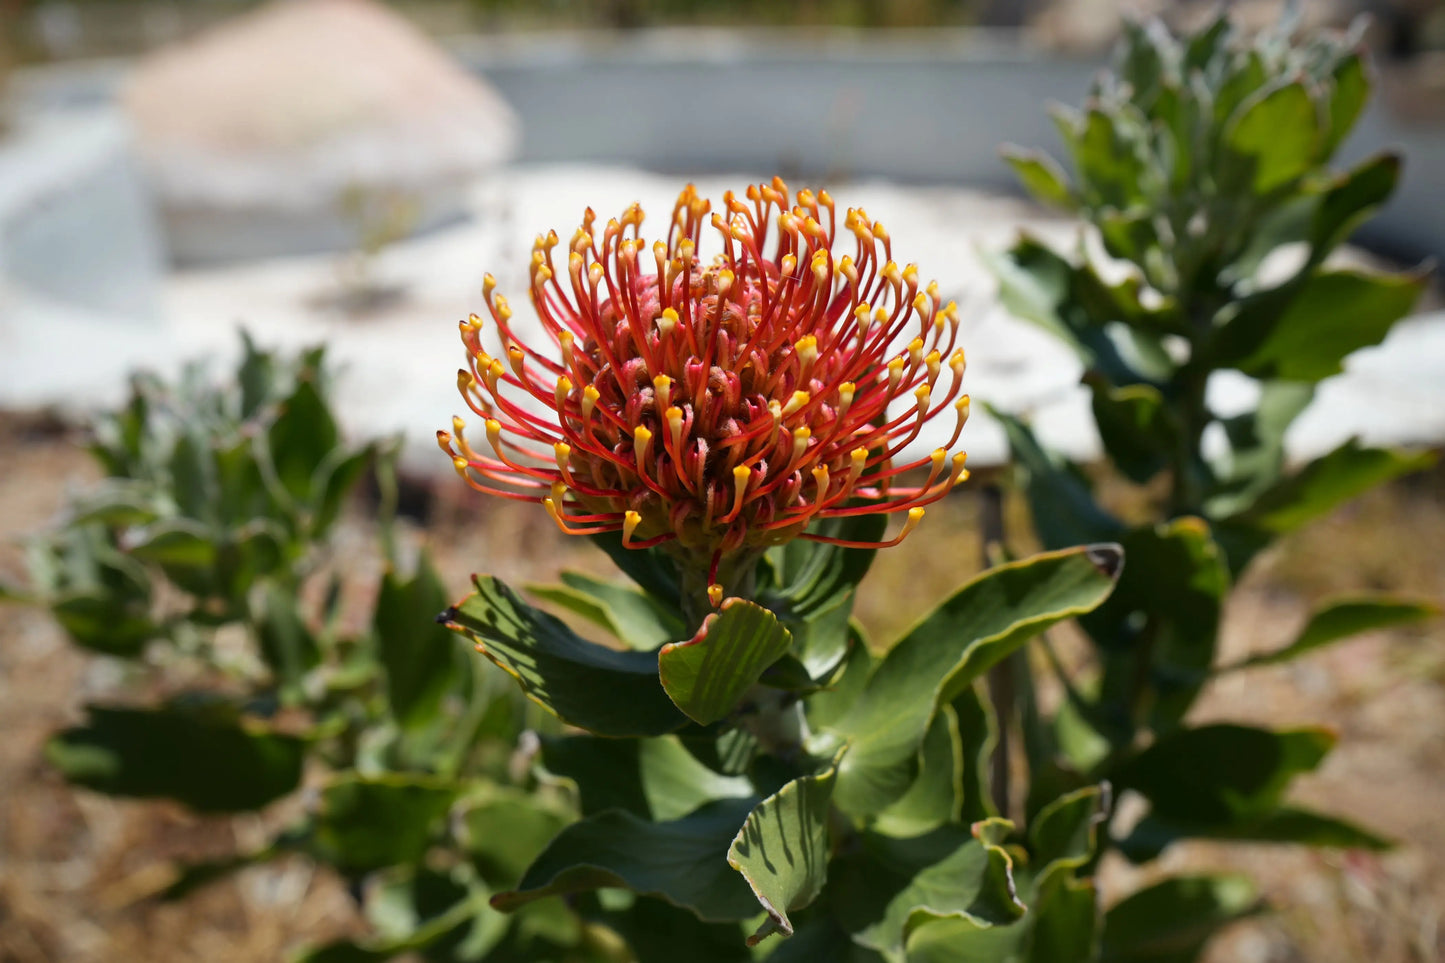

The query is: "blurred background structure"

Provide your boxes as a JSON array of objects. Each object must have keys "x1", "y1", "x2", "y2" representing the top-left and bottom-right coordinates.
[
  {"x1": 3, "y1": 0, "x2": 1445, "y2": 471},
  {"x1": 1, "y1": 1, "x2": 1444, "y2": 961}
]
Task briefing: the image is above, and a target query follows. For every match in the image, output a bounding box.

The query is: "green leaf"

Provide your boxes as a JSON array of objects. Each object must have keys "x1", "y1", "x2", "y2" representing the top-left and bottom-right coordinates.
[
  {"x1": 255, "y1": 581, "x2": 320, "y2": 693},
  {"x1": 761, "y1": 917, "x2": 886, "y2": 962},
  {"x1": 832, "y1": 821, "x2": 1024, "y2": 959},
  {"x1": 1085, "y1": 376, "x2": 1180, "y2": 484},
  {"x1": 1230, "y1": 595, "x2": 1439, "y2": 670},
  {"x1": 168, "y1": 431, "x2": 217, "y2": 522},
  {"x1": 588, "y1": 530, "x2": 681, "y2": 602},
  {"x1": 1207, "y1": 379, "x2": 1316, "y2": 518},
  {"x1": 1070, "y1": 107, "x2": 1149, "y2": 209},
  {"x1": 984, "y1": 239, "x2": 1171, "y2": 388},
  {"x1": 312, "y1": 443, "x2": 373, "y2": 536},
  {"x1": 1222, "y1": 439, "x2": 1436, "y2": 537},
  {"x1": 311, "y1": 773, "x2": 459, "y2": 873},
  {"x1": 1001, "y1": 147, "x2": 1075, "y2": 209},
  {"x1": 1211, "y1": 153, "x2": 1403, "y2": 371},
  {"x1": 1020, "y1": 871, "x2": 1100, "y2": 963},
  {"x1": 1113, "y1": 724, "x2": 1333, "y2": 828},
  {"x1": 990, "y1": 408, "x2": 1125, "y2": 552},
  {"x1": 594, "y1": 896, "x2": 753, "y2": 963},
  {"x1": 1223, "y1": 81, "x2": 1320, "y2": 194},
  {"x1": 529, "y1": 570, "x2": 685, "y2": 652},
  {"x1": 727, "y1": 756, "x2": 839, "y2": 945},
  {"x1": 803, "y1": 625, "x2": 872, "y2": 733},
  {"x1": 268, "y1": 378, "x2": 339, "y2": 501},
  {"x1": 1116, "y1": 18, "x2": 1172, "y2": 106},
  {"x1": 659, "y1": 599, "x2": 793, "y2": 726},
  {"x1": 1082, "y1": 518, "x2": 1229, "y2": 735},
  {"x1": 1229, "y1": 268, "x2": 1426, "y2": 383},
  {"x1": 492, "y1": 798, "x2": 762, "y2": 922},
  {"x1": 1030, "y1": 784, "x2": 1109, "y2": 873},
  {"x1": 237, "y1": 330, "x2": 278, "y2": 420},
  {"x1": 828, "y1": 545, "x2": 1122, "y2": 818},
  {"x1": 902, "y1": 915, "x2": 1021, "y2": 963},
  {"x1": 1015, "y1": 785, "x2": 1109, "y2": 963},
  {"x1": 51, "y1": 591, "x2": 156, "y2": 657},
  {"x1": 540, "y1": 733, "x2": 754, "y2": 821},
  {"x1": 675, "y1": 722, "x2": 760, "y2": 778},
  {"x1": 1309, "y1": 152, "x2": 1401, "y2": 257},
  {"x1": 1184, "y1": 12, "x2": 1231, "y2": 72},
  {"x1": 1119, "y1": 804, "x2": 1391, "y2": 862},
  {"x1": 215, "y1": 436, "x2": 275, "y2": 526},
  {"x1": 952, "y1": 684, "x2": 1000, "y2": 824},
  {"x1": 761, "y1": 513, "x2": 887, "y2": 679},
  {"x1": 376, "y1": 554, "x2": 461, "y2": 730},
  {"x1": 872, "y1": 704, "x2": 965, "y2": 837},
  {"x1": 67, "y1": 482, "x2": 165, "y2": 527},
  {"x1": 46, "y1": 699, "x2": 304, "y2": 812},
  {"x1": 443, "y1": 575, "x2": 686, "y2": 737},
  {"x1": 460, "y1": 787, "x2": 573, "y2": 888},
  {"x1": 1323, "y1": 52, "x2": 1369, "y2": 157},
  {"x1": 128, "y1": 518, "x2": 218, "y2": 593},
  {"x1": 1100, "y1": 874, "x2": 1259, "y2": 963}
]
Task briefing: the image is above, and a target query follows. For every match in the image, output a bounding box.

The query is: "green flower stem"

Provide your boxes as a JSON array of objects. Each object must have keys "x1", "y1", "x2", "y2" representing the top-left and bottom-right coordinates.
[
  {"x1": 676, "y1": 549, "x2": 763, "y2": 635},
  {"x1": 736, "y1": 684, "x2": 810, "y2": 762}
]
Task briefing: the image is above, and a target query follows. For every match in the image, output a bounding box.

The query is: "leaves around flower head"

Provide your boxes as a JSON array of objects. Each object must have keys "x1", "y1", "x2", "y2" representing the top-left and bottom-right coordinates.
[
  {"x1": 826, "y1": 545, "x2": 1123, "y2": 817},
  {"x1": 528, "y1": 570, "x2": 686, "y2": 652},
  {"x1": 45, "y1": 698, "x2": 305, "y2": 812},
  {"x1": 588, "y1": 530, "x2": 681, "y2": 602},
  {"x1": 900, "y1": 785, "x2": 1109, "y2": 963},
  {"x1": 759, "y1": 512, "x2": 889, "y2": 680},
  {"x1": 659, "y1": 598, "x2": 794, "y2": 726},
  {"x1": 442, "y1": 574, "x2": 687, "y2": 737},
  {"x1": 830, "y1": 818, "x2": 1024, "y2": 962},
  {"x1": 728, "y1": 754, "x2": 841, "y2": 945},
  {"x1": 871, "y1": 703, "x2": 966, "y2": 837},
  {"x1": 491, "y1": 797, "x2": 763, "y2": 921},
  {"x1": 539, "y1": 733, "x2": 754, "y2": 821}
]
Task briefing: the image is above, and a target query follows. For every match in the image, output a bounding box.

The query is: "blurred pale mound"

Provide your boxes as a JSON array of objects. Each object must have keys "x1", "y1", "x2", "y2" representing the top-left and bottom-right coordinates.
[{"x1": 123, "y1": 0, "x2": 519, "y2": 263}]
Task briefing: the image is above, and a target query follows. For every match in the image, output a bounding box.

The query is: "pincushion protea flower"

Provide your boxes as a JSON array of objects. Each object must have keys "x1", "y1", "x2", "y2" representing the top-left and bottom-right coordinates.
[{"x1": 439, "y1": 179, "x2": 969, "y2": 606}]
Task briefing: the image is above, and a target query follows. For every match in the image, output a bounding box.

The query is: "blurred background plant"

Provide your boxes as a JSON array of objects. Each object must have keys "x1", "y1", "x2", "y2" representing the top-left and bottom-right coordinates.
[
  {"x1": 0, "y1": 337, "x2": 633, "y2": 961},
  {"x1": 985, "y1": 7, "x2": 1441, "y2": 952}
]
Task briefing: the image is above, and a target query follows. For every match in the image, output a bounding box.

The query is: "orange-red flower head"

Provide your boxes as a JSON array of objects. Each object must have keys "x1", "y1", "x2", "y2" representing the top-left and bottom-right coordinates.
[{"x1": 440, "y1": 180, "x2": 969, "y2": 597}]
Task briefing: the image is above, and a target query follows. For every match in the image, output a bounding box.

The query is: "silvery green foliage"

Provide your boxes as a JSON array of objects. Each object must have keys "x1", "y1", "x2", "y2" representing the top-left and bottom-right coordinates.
[{"x1": 991, "y1": 11, "x2": 1437, "y2": 961}]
